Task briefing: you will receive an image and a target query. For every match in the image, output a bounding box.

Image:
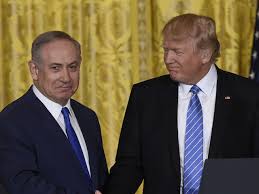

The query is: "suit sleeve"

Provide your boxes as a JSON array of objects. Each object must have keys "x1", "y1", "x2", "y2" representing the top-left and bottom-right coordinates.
[
  {"x1": 93, "y1": 112, "x2": 109, "y2": 192},
  {"x1": 253, "y1": 88, "x2": 259, "y2": 156},
  {"x1": 0, "y1": 116, "x2": 78, "y2": 194},
  {"x1": 104, "y1": 85, "x2": 144, "y2": 194}
]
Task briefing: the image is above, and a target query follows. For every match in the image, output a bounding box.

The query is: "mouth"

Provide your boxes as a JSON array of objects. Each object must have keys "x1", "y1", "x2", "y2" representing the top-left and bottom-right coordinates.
[
  {"x1": 167, "y1": 65, "x2": 180, "y2": 72},
  {"x1": 58, "y1": 86, "x2": 73, "y2": 91}
]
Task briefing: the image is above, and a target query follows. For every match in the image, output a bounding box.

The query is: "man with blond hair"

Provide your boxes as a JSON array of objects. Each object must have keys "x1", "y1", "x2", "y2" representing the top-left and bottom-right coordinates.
[{"x1": 105, "y1": 13, "x2": 259, "y2": 194}]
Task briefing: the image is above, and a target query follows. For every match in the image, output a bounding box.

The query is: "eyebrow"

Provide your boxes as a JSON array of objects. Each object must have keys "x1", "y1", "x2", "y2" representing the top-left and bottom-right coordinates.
[
  {"x1": 162, "y1": 47, "x2": 183, "y2": 52},
  {"x1": 68, "y1": 61, "x2": 79, "y2": 65},
  {"x1": 49, "y1": 61, "x2": 79, "y2": 66}
]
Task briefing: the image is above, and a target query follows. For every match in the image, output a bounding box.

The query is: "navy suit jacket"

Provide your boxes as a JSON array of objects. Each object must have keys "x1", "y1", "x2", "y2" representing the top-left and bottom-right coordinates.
[
  {"x1": 105, "y1": 68, "x2": 259, "y2": 194},
  {"x1": 0, "y1": 87, "x2": 108, "y2": 194}
]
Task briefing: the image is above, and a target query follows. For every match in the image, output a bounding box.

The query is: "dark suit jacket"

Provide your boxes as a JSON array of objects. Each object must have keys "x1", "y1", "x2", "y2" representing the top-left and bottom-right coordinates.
[
  {"x1": 104, "y1": 68, "x2": 259, "y2": 194},
  {"x1": 0, "y1": 87, "x2": 108, "y2": 194}
]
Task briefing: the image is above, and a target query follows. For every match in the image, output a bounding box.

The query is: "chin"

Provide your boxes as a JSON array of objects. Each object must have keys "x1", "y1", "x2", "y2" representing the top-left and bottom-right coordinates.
[
  {"x1": 55, "y1": 92, "x2": 73, "y2": 101},
  {"x1": 169, "y1": 74, "x2": 179, "y2": 82},
  {"x1": 61, "y1": 94, "x2": 73, "y2": 101},
  {"x1": 56, "y1": 97, "x2": 70, "y2": 106},
  {"x1": 169, "y1": 75, "x2": 190, "y2": 85}
]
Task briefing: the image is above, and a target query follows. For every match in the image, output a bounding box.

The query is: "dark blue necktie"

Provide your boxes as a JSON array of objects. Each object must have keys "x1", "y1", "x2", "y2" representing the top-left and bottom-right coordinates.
[
  {"x1": 61, "y1": 107, "x2": 92, "y2": 185},
  {"x1": 183, "y1": 85, "x2": 203, "y2": 194}
]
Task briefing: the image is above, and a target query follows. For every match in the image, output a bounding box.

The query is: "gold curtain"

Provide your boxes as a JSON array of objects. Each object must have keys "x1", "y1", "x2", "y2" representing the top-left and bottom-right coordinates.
[{"x1": 0, "y1": 0, "x2": 257, "y2": 193}]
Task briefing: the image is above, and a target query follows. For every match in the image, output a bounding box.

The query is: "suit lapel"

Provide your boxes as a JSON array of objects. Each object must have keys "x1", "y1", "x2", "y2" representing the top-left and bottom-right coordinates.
[
  {"x1": 26, "y1": 88, "x2": 91, "y2": 185},
  {"x1": 72, "y1": 103, "x2": 98, "y2": 189},
  {"x1": 165, "y1": 68, "x2": 233, "y2": 179},
  {"x1": 209, "y1": 69, "x2": 232, "y2": 158},
  {"x1": 165, "y1": 79, "x2": 181, "y2": 181},
  {"x1": 27, "y1": 88, "x2": 72, "y2": 144}
]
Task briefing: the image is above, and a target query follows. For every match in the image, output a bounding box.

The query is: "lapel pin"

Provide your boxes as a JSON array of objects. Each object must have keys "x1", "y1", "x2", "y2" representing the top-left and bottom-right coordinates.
[{"x1": 224, "y1": 96, "x2": 231, "y2": 100}]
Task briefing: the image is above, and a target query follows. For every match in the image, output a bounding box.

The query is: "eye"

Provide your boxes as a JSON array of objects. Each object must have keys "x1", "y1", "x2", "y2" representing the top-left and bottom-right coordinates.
[
  {"x1": 163, "y1": 48, "x2": 169, "y2": 52},
  {"x1": 175, "y1": 51, "x2": 183, "y2": 56},
  {"x1": 69, "y1": 64, "x2": 79, "y2": 72},
  {"x1": 50, "y1": 65, "x2": 61, "y2": 71}
]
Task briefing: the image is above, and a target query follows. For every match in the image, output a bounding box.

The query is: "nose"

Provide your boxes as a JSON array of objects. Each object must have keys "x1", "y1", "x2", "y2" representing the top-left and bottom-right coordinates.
[
  {"x1": 164, "y1": 50, "x2": 175, "y2": 64},
  {"x1": 61, "y1": 68, "x2": 71, "y2": 82}
]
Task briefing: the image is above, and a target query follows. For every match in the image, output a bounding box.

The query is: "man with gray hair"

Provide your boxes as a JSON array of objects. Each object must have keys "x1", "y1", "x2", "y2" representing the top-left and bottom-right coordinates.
[
  {"x1": 105, "y1": 13, "x2": 259, "y2": 194},
  {"x1": 0, "y1": 31, "x2": 108, "y2": 194}
]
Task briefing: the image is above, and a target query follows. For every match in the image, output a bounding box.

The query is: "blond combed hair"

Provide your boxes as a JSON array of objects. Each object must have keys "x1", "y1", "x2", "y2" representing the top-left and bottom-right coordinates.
[{"x1": 162, "y1": 13, "x2": 220, "y2": 63}]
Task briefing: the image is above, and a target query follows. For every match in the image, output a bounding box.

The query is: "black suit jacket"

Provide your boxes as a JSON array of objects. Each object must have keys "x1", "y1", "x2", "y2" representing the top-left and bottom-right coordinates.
[
  {"x1": 0, "y1": 87, "x2": 108, "y2": 194},
  {"x1": 105, "y1": 68, "x2": 259, "y2": 194}
]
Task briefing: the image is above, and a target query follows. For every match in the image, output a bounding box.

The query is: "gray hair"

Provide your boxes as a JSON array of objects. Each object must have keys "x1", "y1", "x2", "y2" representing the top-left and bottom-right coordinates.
[{"x1": 31, "y1": 31, "x2": 81, "y2": 64}]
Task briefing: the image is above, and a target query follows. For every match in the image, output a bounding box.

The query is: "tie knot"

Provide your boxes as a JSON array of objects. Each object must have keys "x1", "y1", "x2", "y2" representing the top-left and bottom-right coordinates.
[
  {"x1": 61, "y1": 107, "x2": 70, "y2": 116},
  {"x1": 190, "y1": 85, "x2": 201, "y2": 95}
]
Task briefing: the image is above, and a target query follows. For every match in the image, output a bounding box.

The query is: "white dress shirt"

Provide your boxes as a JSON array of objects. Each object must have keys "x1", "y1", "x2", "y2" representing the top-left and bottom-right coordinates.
[
  {"x1": 33, "y1": 85, "x2": 91, "y2": 176},
  {"x1": 178, "y1": 64, "x2": 217, "y2": 193}
]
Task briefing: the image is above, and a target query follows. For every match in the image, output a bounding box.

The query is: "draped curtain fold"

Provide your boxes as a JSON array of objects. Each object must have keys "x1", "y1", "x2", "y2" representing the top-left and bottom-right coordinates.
[{"x1": 0, "y1": 0, "x2": 257, "y2": 193}]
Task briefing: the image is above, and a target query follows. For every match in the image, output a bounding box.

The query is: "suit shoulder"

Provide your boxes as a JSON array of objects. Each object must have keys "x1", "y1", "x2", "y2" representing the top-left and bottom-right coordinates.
[
  {"x1": 128, "y1": 75, "x2": 178, "y2": 102},
  {"x1": 218, "y1": 69, "x2": 259, "y2": 90},
  {"x1": 133, "y1": 74, "x2": 177, "y2": 89},
  {"x1": 0, "y1": 93, "x2": 29, "y2": 118},
  {"x1": 70, "y1": 99, "x2": 97, "y2": 117}
]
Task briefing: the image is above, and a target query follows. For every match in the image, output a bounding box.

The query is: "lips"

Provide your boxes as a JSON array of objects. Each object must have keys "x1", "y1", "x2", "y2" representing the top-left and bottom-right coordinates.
[
  {"x1": 57, "y1": 86, "x2": 73, "y2": 91},
  {"x1": 60, "y1": 86, "x2": 72, "y2": 88},
  {"x1": 167, "y1": 65, "x2": 180, "y2": 71}
]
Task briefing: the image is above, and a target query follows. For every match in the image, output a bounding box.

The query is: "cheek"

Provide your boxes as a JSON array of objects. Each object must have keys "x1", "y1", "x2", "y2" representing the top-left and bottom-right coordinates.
[
  {"x1": 174, "y1": 55, "x2": 185, "y2": 65},
  {"x1": 164, "y1": 53, "x2": 169, "y2": 61},
  {"x1": 42, "y1": 78, "x2": 61, "y2": 91},
  {"x1": 71, "y1": 74, "x2": 80, "y2": 85}
]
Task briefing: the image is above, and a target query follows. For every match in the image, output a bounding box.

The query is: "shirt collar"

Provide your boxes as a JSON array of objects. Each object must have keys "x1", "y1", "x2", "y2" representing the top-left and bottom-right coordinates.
[
  {"x1": 179, "y1": 64, "x2": 217, "y2": 96},
  {"x1": 32, "y1": 85, "x2": 72, "y2": 120}
]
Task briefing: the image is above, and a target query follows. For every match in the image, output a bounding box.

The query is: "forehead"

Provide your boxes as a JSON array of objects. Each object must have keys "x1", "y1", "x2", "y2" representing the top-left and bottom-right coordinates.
[
  {"x1": 40, "y1": 39, "x2": 79, "y2": 63},
  {"x1": 41, "y1": 39, "x2": 77, "y2": 53},
  {"x1": 163, "y1": 38, "x2": 191, "y2": 49}
]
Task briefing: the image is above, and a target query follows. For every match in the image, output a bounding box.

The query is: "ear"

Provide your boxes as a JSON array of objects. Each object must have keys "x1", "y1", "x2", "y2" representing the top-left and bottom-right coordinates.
[
  {"x1": 200, "y1": 49, "x2": 213, "y2": 64},
  {"x1": 28, "y1": 60, "x2": 39, "y2": 81}
]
